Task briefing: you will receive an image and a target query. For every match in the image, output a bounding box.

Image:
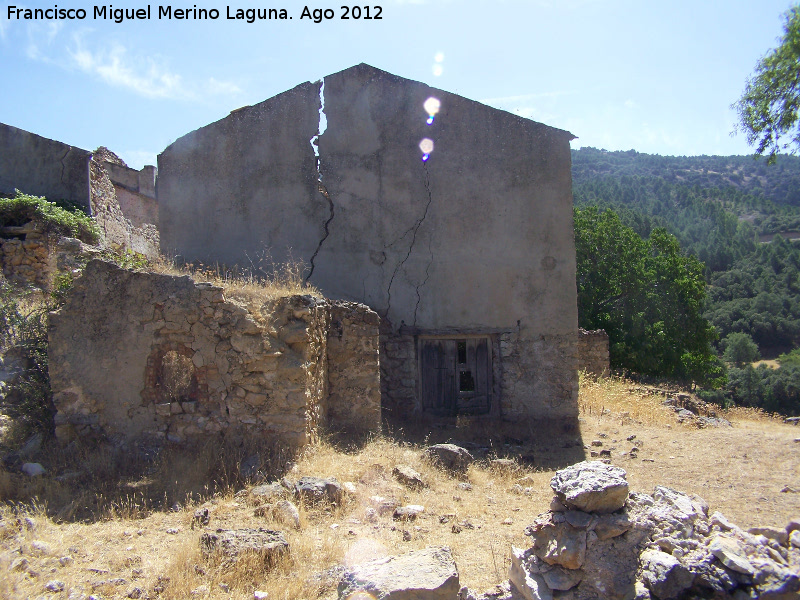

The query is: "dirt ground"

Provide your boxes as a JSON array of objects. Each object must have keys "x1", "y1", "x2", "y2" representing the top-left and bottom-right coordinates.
[{"x1": 1, "y1": 382, "x2": 799, "y2": 599}]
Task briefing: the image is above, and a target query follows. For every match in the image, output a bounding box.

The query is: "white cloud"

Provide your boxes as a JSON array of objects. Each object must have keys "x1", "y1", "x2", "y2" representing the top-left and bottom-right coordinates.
[
  {"x1": 66, "y1": 37, "x2": 242, "y2": 100},
  {"x1": 68, "y1": 36, "x2": 196, "y2": 100}
]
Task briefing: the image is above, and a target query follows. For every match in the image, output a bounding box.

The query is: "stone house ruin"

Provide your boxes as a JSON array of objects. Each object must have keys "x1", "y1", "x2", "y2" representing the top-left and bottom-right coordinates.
[
  {"x1": 1, "y1": 63, "x2": 580, "y2": 445},
  {"x1": 158, "y1": 64, "x2": 579, "y2": 424},
  {"x1": 0, "y1": 122, "x2": 160, "y2": 283}
]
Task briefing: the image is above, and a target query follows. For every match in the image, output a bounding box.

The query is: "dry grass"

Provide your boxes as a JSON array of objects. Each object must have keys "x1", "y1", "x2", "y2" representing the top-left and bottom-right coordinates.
[
  {"x1": 1, "y1": 376, "x2": 799, "y2": 599},
  {"x1": 153, "y1": 251, "x2": 321, "y2": 315}
]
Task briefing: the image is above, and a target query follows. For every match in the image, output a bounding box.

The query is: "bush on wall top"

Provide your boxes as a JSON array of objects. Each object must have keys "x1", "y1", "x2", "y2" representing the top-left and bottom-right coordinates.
[{"x1": 0, "y1": 190, "x2": 99, "y2": 244}]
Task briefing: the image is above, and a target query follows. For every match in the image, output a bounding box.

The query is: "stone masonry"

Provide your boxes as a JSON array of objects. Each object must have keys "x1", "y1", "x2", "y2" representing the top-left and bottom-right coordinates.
[
  {"x1": 48, "y1": 260, "x2": 380, "y2": 448},
  {"x1": 577, "y1": 328, "x2": 610, "y2": 378}
]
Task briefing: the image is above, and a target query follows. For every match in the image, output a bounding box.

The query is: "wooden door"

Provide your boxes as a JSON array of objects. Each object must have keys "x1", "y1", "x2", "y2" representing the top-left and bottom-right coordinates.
[{"x1": 420, "y1": 337, "x2": 491, "y2": 416}]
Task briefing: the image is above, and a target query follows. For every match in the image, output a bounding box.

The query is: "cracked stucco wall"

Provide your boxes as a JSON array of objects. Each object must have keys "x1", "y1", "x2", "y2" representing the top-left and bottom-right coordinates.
[
  {"x1": 157, "y1": 63, "x2": 579, "y2": 422},
  {"x1": 0, "y1": 122, "x2": 92, "y2": 208}
]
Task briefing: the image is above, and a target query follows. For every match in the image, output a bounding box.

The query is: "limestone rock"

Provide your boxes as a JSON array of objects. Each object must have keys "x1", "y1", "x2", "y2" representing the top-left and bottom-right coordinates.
[
  {"x1": 639, "y1": 549, "x2": 694, "y2": 600},
  {"x1": 509, "y1": 547, "x2": 553, "y2": 600},
  {"x1": 748, "y1": 526, "x2": 789, "y2": 546},
  {"x1": 549, "y1": 461, "x2": 629, "y2": 513},
  {"x1": 338, "y1": 546, "x2": 459, "y2": 600},
  {"x1": 200, "y1": 528, "x2": 288, "y2": 563},
  {"x1": 525, "y1": 513, "x2": 587, "y2": 570},
  {"x1": 393, "y1": 464, "x2": 427, "y2": 489},
  {"x1": 708, "y1": 535, "x2": 755, "y2": 575},
  {"x1": 393, "y1": 505, "x2": 425, "y2": 521},
  {"x1": 273, "y1": 499, "x2": 301, "y2": 529},
  {"x1": 295, "y1": 476, "x2": 343, "y2": 505},
  {"x1": 593, "y1": 512, "x2": 632, "y2": 540},
  {"x1": 251, "y1": 483, "x2": 286, "y2": 502},
  {"x1": 424, "y1": 444, "x2": 474, "y2": 473},
  {"x1": 22, "y1": 462, "x2": 46, "y2": 477}
]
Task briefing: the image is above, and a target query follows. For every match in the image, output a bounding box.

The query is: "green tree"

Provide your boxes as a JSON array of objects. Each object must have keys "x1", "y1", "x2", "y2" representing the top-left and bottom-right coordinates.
[
  {"x1": 720, "y1": 332, "x2": 760, "y2": 366},
  {"x1": 734, "y1": 6, "x2": 800, "y2": 163},
  {"x1": 574, "y1": 207, "x2": 723, "y2": 386}
]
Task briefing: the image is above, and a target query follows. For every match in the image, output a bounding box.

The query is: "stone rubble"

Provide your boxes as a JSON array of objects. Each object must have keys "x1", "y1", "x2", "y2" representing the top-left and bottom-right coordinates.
[
  {"x1": 501, "y1": 461, "x2": 800, "y2": 600},
  {"x1": 338, "y1": 546, "x2": 460, "y2": 600}
]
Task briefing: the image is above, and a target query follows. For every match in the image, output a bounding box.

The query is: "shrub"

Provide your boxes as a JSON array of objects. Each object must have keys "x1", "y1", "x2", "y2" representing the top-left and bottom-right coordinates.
[
  {"x1": 0, "y1": 190, "x2": 99, "y2": 244},
  {"x1": 0, "y1": 286, "x2": 54, "y2": 445}
]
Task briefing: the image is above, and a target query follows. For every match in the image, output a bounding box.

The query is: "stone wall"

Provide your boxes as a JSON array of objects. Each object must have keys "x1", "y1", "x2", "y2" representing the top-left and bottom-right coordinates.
[
  {"x1": 0, "y1": 226, "x2": 54, "y2": 289},
  {"x1": 0, "y1": 231, "x2": 100, "y2": 290},
  {"x1": 0, "y1": 122, "x2": 91, "y2": 208},
  {"x1": 89, "y1": 157, "x2": 160, "y2": 259},
  {"x1": 48, "y1": 260, "x2": 380, "y2": 448},
  {"x1": 327, "y1": 302, "x2": 381, "y2": 433},
  {"x1": 577, "y1": 328, "x2": 610, "y2": 378}
]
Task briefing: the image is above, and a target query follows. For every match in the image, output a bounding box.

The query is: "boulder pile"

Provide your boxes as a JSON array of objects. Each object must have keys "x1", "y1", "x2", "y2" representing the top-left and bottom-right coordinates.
[{"x1": 500, "y1": 460, "x2": 799, "y2": 600}]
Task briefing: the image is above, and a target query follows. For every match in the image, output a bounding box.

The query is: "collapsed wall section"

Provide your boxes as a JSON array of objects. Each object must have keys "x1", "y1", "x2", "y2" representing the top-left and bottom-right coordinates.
[{"x1": 48, "y1": 260, "x2": 380, "y2": 448}]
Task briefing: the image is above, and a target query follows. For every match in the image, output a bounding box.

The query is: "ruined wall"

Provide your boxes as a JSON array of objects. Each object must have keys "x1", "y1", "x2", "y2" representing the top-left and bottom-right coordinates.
[
  {"x1": 327, "y1": 302, "x2": 381, "y2": 433},
  {"x1": 89, "y1": 159, "x2": 160, "y2": 258},
  {"x1": 48, "y1": 260, "x2": 380, "y2": 447},
  {"x1": 0, "y1": 122, "x2": 91, "y2": 208},
  {"x1": 0, "y1": 227, "x2": 55, "y2": 289},
  {"x1": 0, "y1": 232, "x2": 100, "y2": 290},
  {"x1": 157, "y1": 64, "x2": 579, "y2": 422},
  {"x1": 578, "y1": 328, "x2": 610, "y2": 378}
]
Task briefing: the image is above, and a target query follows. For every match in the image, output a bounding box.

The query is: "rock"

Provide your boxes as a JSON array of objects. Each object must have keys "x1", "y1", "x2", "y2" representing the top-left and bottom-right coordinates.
[
  {"x1": 200, "y1": 528, "x2": 288, "y2": 563},
  {"x1": 593, "y1": 512, "x2": 632, "y2": 540},
  {"x1": 191, "y1": 508, "x2": 210, "y2": 529},
  {"x1": 549, "y1": 461, "x2": 629, "y2": 513},
  {"x1": 273, "y1": 499, "x2": 301, "y2": 529},
  {"x1": 564, "y1": 511, "x2": 593, "y2": 529},
  {"x1": 45, "y1": 580, "x2": 66, "y2": 592},
  {"x1": 250, "y1": 483, "x2": 286, "y2": 501},
  {"x1": 639, "y1": 549, "x2": 693, "y2": 600},
  {"x1": 508, "y1": 547, "x2": 553, "y2": 600},
  {"x1": 424, "y1": 444, "x2": 474, "y2": 473},
  {"x1": 708, "y1": 535, "x2": 755, "y2": 575},
  {"x1": 392, "y1": 464, "x2": 427, "y2": 489},
  {"x1": 790, "y1": 530, "x2": 800, "y2": 549},
  {"x1": 748, "y1": 526, "x2": 789, "y2": 546},
  {"x1": 22, "y1": 462, "x2": 46, "y2": 477},
  {"x1": 787, "y1": 518, "x2": 800, "y2": 534},
  {"x1": 393, "y1": 505, "x2": 425, "y2": 521},
  {"x1": 295, "y1": 477, "x2": 343, "y2": 505},
  {"x1": 254, "y1": 592, "x2": 269, "y2": 600},
  {"x1": 338, "y1": 546, "x2": 459, "y2": 600},
  {"x1": 525, "y1": 513, "x2": 587, "y2": 570},
  {"x1": 542, "y1": 565, "x2": 583, "y2": 591}
]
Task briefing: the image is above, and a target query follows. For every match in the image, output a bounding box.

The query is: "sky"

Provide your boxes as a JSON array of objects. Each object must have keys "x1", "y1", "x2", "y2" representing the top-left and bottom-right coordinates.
[{"x1": 0, "y1": 0, "x2": 796, "y2": 169}]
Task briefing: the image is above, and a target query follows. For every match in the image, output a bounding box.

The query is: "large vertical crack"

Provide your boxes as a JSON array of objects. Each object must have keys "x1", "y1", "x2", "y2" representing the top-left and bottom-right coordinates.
[
  {"x1": 59, "y1": 147, "x2": 70, "y2": 184},
  {"x1": 306, "y1": 79, "x2": 331, "y2": 282},
  {"x1": 385, "y1": 162, "x2": 433, "y2": 320}
]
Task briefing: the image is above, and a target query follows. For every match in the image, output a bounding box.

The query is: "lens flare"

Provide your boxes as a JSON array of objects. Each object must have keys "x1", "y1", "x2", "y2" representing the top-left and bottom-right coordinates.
[
  {"x1": 419, "y1": 138, "x2": 434, "y2": 154},
  {"x1": 426, "y1": 116, "x2": 434, "y2": 125},
  {"x1": 422, "y1": 153, "x2": 430, "y2": 162},
  {"x1": 345, "y1": 592, "x2": 377, "y2": 600},
  {"x1": 432, "y1": 64, "x2": 444, "y2": 76},
  {"x1": 423, "y1": 97, "x2": 441, "y2": 117}
]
